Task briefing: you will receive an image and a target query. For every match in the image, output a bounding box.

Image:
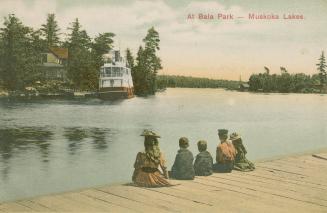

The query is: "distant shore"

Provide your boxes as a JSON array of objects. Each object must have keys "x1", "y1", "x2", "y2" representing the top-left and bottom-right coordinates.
[{"x1": 1, "y1": 87, "x2": 326, "y2": 101}]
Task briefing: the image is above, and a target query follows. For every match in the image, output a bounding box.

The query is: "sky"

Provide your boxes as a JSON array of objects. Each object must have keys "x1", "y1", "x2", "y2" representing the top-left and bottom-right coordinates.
[{"x1": 0, "y1": 0, "x2": 326, "y2": 80}]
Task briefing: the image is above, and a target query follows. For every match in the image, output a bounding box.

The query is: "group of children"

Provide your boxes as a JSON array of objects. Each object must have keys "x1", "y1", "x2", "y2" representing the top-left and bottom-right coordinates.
[
  {"x1": 170, "y1": 129, "x2": 255, "y2": 180},
  {"x1": 170, "y1": 137, "x2": 212, "y2": 180},
  {"x1": 132, "y1": 129, "x2": 255, "y2": 187}
]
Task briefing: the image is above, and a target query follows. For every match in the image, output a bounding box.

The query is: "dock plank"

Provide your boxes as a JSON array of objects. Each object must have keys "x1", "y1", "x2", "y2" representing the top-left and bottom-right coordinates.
[
  {"x1": 62, "y1": 191, "x2": 132, "y2": 212},
  {"x1": 194, "y1": 176, "x2": 327, "y2": 213},
  {"x1": 205, "y1": 175, "x2": 327, "y2": 207},
  {"x1": 1, "y1": 152, "x2": 327, "y2": 212},
  {"x1": 99, "y1": 185, "x2": 211, "y2": 212},
  {"x1": 16, "y1": 200, "x2": 54, "y2": 212},
  {"x1": 82, "y1": 188, "x2": 165, "y2": 212},
  {"x1": 0, "y1": 203, "x2": 33, "y2": 212},
  {"x1": 220, "y1": 171, "x2": 327, "y2": 200}
]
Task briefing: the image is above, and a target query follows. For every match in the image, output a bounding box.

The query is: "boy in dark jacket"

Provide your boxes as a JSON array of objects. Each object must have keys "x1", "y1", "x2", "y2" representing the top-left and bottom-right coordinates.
[
  {"x1": 194, "y1": 140, "x2": 213, "y2": 176},
  {"x1": 171, "y1": 137, "x2": 195, "y2": 180}
]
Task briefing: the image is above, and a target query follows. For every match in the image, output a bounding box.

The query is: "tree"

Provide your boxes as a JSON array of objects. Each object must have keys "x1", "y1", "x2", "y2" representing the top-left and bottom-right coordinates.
[
  {"x1": 65, "y1": 19, "x2": 115, "y2": 90},
  {"x1": 133, "y1": 46, "x2": 147, "y2": 94},
  {"x1": 143, "y1": 27, "x2": 162, "y2": 94},
  {"x1": 248, "y1": 74, "x2": 262, "y2": 91},
  {"x1": 156, "y1": 75, "x2": 239, "y2": 89},
  {"x1": 92, "y1": 33, "x2": 115, "y2": 58},
  {"x1": 126, "y1": 48, "x2": 134, "y2": 68},
  {"x1": 316, "y1": 51, "x2": 327, "y2": 86},
  {"x1": 65, "y1": 18, "x2": 94, "y2": 89},
  {"x1": 0, "y1": 14, "x2": 42, "y2": 90},
  {"x1": 66, "y1": 18, "x2": 90, "y2": 50},
  {"x1": 280, "y1": 66, "x2": 288, "y2": 74},
  {"x1": 41, "y1": 13, "x2": 60, "y2": 47},
  {"x1": 292, "y1": 73, "x2": 310, "y2": 92},
  {"x1": 133, "y1": 27, "x2": 162, "y2": 95},
  {"x1": 91, "y1": 32, "x2": 115, "y2": 68},
  {"x1": 262, "y1": 67, "x2": 272, "y2": 92}
]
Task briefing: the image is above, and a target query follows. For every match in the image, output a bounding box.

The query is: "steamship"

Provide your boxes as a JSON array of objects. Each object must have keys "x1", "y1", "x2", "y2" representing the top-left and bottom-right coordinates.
[{"x1": 98, "y1": 50, "x2": 134, "y2": 99}]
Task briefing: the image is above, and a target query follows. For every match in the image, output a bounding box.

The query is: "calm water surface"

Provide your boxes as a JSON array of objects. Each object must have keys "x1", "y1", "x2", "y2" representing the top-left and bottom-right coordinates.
[{"x1": 0, "y1": 88, "x2": 327, "y2": 202}]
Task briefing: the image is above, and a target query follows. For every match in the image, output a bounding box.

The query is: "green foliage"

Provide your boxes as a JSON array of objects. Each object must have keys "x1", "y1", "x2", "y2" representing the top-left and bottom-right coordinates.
[
  {"x1": 0, "y1": 14, "x2": 42, "y2": 91},
  {"x1": 91, "y1": 32, "x2": 114, "y2": 73},
  {"x1": 65, "y1": 19, "x2": 91, "y2": 89},
  {"x1": 156, "y1": 75, "x2": 240, "y2": 90},
  {"x1": 248, "y1": 74, "x2": 263, "y2": 91},
  {"x1": 65, "y1": 19, "x2": 114, "y2": 90},
  {"x1": 92, "y1": 33, "x2": 115, "y2": 57},
  {"x1": 126, "y1": 48, "x2": 134, "y2": 68},
  {"x1": 132, "y1": 27, "x2": 162, "y2": 95},
  {"x1": 316, "y1": 51, "x2": 327, "y2": 86},
  {"x1": 0, "y1": 14, "x2": 115, "y2": 92},
  {"x1": 248, "y1": 67, "x2": 317, "y2": 93},
  {"x1": 41, "y1": 13, "x2": 60, "y2": 47}
]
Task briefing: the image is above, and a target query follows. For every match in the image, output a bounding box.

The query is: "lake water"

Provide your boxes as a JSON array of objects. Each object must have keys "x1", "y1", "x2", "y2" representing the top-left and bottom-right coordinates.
[{"x1": 0, "y1": 88, "x2": 327, "y2": 202}]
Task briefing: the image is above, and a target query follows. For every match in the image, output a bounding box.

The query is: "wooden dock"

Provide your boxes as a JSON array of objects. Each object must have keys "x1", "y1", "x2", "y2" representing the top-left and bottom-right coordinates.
[{"x1": 1, "y1": 152, "x2": 327, "y2": 212}]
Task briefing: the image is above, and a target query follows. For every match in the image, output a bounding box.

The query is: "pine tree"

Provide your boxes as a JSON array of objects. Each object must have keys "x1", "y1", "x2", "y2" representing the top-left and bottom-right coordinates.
[
  {"x1": 91, "y1": 32, "x2": 115, "y2": 68},
  {"x1": 65, "y1": 18, "x2": 93, "y2": 89},
  {"x1": 133, "y1": 46, "x2": 147, "y2": 94},
  {"x1": 92, "y1": 33, "x2": 115, "y2": 57},
  {"x1": 0, "y1": 14, "x2": 42, "y2": 90},
  {"x1": 126, "y1": 48, "x2": 134, "y2": 68},
  {"x1": 41, "y1": 13, "x2": 60, "y2": 47},
  {"x1": 132, "y1": 27, "x2": 162, "y2": 95},
  {"x1": 66, "y1": 18, "x2": 90, "y2": 50},
  {"x1": 143, "y1": 27, "x2": 162, "y2": 94},
  {"x1": 316, "y1": 51, "x2": 327, "y2": 86}
]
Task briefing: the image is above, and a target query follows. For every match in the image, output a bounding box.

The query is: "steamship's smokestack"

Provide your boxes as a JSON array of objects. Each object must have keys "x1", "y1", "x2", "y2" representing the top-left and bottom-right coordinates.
[{"x1": 114, "y1": 50, "x2": 120, "y2": 62}]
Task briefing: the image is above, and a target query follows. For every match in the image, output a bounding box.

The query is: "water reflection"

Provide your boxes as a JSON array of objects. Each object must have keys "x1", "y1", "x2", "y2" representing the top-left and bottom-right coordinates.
[
  {"x1": 89, "y1": 128, "x2": 109, "y2": 150},
  {"x1": 64, "y1": 127, "x2": 88, "y2": 155},
  {"x1": 0, "y1": 127, "x2": 53, "y2": 157},
  {"x1": 64, "y1": 127, "x2": 114, "y2": 154},
  {"x1": 0, "y1": 127, "x2": 53, "y2": 180},
  {"x1": 0, "y1": 126, "x2": 115, "y2": 181}
]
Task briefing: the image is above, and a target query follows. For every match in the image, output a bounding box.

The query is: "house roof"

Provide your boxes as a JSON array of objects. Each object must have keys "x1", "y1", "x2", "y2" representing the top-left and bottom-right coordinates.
[
  {"x1": 49, "y1": 47, "x2": 68, "y2": 59},
  {"x1": 240, "y1": 83, "x2": 250, "y2": 87}
]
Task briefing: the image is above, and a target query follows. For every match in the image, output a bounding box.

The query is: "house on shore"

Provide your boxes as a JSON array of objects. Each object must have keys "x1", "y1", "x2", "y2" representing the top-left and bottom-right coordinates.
[
  {"x1": 41, "y1": 47, "x2": 68, "y2": 81},
  {"x1": 238, "y1": 83, "x2": 250, "y2": 91}
]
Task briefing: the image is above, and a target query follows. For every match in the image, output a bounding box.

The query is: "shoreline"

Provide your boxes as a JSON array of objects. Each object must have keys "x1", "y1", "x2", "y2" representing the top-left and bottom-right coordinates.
[{"x1": 0, "y1": 87, "x2": 326, "y2": 100}]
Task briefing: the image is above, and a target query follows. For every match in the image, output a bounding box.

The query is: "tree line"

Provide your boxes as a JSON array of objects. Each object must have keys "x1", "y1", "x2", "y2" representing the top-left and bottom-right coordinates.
[
  {"x1": 0, "y1": 13, "x2": 162, "y2": 96},
  {"x1": 248, "y1": 52, "x2": 326, "y2": 93},
  {"x1": 156, "y1": 75, "x2": 240, "y2": 90},
  {"x1": 126, "y1": 27, "x2": 162, "y2": 96}
]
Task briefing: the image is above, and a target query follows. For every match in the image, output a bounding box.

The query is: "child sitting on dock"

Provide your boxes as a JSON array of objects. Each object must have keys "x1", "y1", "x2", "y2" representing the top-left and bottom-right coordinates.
[
  {"x1": 132, "y1": 130, "x2": 172, "y2": 187},
  {"x1": 170, "y1": 137, "x2": 195, "y2": 180},
  {"x1": 230, "y1": 132, "x2": 255, "y2": 172},
  {"x1": 194, "y1": 140, "x2": 213, "y2": 176},
  {"x1": 213, "y1": 129, "x2": 237, "y2": 173}
]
